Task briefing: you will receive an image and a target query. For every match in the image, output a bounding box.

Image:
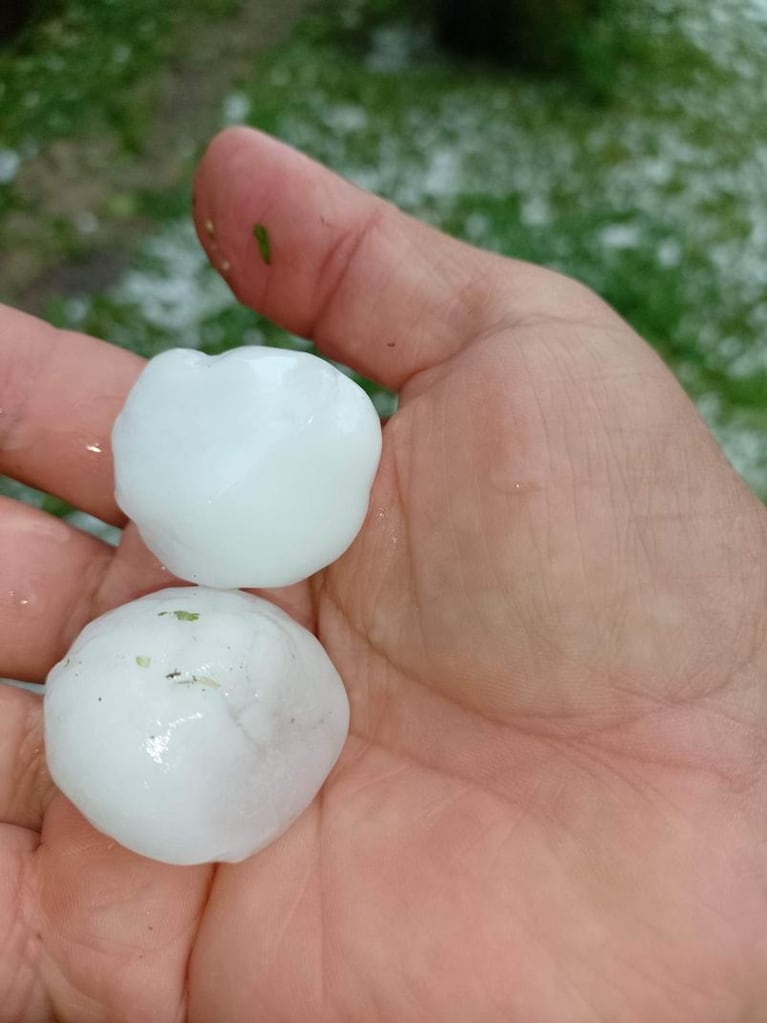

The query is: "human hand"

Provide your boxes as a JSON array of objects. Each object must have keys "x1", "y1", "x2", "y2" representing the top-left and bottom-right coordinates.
[{"x1": 1, "y1": 127, "x2": 766, "y2": 1021}]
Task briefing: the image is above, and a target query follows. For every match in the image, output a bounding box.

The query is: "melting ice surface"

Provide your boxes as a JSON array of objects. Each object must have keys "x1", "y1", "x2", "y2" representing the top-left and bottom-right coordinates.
[
  {"x1": 43, "y1": 587, "x2": 349, "y2": 865},
  {"x1": 112, "y1": 346, "x2": 382, "y2": 588}
]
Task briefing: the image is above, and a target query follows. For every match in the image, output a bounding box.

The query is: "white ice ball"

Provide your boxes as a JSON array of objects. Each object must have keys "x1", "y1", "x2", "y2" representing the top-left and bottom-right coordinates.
[
  {"x1": 43, "y1": 587, "x2": 349, "y2": 865},
  {"x1": 112, "y1": 346, "x2": 382, "y2": 588}
]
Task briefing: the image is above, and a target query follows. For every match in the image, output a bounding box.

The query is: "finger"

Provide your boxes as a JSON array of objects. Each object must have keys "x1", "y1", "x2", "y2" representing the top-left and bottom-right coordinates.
[
  {"x1": 0, "y1": 498, "x2": 113, "y2": 681},
  {"x1": 0, "y1": 305, "x2": 143, "y2": 524},
  {"x1": 0, "y1": 684, "x2": 51, "y2": 832},
  {"x1": 193, "y1": 127, "x2": 547, "y2": 391}
]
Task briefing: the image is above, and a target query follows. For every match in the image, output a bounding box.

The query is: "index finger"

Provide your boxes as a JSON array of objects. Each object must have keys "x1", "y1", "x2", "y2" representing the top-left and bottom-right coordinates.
[{"x1": 0, "y1": 304, "x2": 143, "y2": 524}]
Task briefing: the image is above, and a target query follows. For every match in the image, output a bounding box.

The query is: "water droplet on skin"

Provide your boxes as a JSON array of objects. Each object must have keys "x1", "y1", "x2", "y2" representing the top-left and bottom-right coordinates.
[{"x1": 85, "y1": 443, "x2": 102, "y2": 454}]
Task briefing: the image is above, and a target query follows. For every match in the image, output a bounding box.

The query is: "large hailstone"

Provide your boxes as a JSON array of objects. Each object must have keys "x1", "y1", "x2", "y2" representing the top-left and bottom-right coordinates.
[
  {"x1": 44, "y1": 587, "x2": 349, "y2": 865},
  {"x1": 112, "y1": 346, "x2": 382, "y2": 588}
]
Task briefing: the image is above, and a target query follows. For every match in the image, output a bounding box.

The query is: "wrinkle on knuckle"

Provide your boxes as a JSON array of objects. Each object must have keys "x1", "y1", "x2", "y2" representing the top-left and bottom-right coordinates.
[
  {"x1": 3, "y1": 689, "x2": 50, "y2": 829},
  {"x1": 0, "y1": 328, "x2": 56, "y2": 463},
  {"x1": 0, "y1": 846, "x2": 49, "y2": 1022},
  {"x1": 310, "y1": 202, "x2": 389, "y2": 343}
]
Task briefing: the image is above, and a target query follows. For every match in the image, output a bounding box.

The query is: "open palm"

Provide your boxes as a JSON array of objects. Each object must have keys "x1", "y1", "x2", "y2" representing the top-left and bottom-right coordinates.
[{"x1": 1, "y1": 128, "x2": 766, "y2": 1022}]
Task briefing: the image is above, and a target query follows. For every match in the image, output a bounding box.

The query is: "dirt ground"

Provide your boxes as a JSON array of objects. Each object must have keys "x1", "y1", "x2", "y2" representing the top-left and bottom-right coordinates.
[{"x1": 2, "y1": 0, "x2": 311, "y2": 314}]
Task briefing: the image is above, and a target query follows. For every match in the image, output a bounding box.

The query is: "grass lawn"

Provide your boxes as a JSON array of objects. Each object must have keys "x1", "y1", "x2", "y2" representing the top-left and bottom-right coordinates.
[{"x1": 1, "y1": 0, "x2": 765, "y2": 516}]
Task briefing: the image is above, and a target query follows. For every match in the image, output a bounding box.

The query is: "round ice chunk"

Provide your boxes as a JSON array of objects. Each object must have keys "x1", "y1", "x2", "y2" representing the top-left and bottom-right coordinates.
[
  {"x1": 112, "y1": 346, "x2": 382, "y2": 588},
  {"x1": 44, "y1": 587, "x2": 349, "y2": 865}
]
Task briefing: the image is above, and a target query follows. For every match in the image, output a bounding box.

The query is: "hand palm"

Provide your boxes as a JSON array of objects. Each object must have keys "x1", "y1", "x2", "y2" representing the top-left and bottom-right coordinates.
[{"x1": 2, "y1": 130, "x2": 766, "y2": 1022}]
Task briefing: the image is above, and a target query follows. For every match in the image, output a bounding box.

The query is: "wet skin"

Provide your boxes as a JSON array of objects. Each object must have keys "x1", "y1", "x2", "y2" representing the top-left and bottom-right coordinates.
[{"x1": 1, "y1": 128, "x2": 766, "y2": 1021}]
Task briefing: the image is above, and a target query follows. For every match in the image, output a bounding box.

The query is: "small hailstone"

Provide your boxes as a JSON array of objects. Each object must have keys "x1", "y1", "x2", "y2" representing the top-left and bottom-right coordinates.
[
  {"x1": 112, "y1": 346, "x2": 382, "y2": 588},
  {"x1": 44, "y1": 587, "x2": 349, "y2": 866}
]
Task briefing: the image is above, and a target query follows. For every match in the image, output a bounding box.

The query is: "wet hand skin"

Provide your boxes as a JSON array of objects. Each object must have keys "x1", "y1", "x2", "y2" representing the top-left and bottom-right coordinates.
[{"x1": 1, "y1": 127, "x2": 766, "y2": 1021}]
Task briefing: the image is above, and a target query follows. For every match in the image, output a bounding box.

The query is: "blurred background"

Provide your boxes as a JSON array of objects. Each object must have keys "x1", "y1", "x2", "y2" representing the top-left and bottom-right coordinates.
[{"x1": 0, "y1": 0, "x2": 765, "y2": 542}]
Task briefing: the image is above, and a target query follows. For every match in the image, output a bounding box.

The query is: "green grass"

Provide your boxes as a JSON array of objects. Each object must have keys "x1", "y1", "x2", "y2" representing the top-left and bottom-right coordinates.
[
  {"x1": 0, "y1": 0, "x2": 239, "y2": 159},
  {"x1": 1, "y1": 0, "x2": 765, "y2": 506}
]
